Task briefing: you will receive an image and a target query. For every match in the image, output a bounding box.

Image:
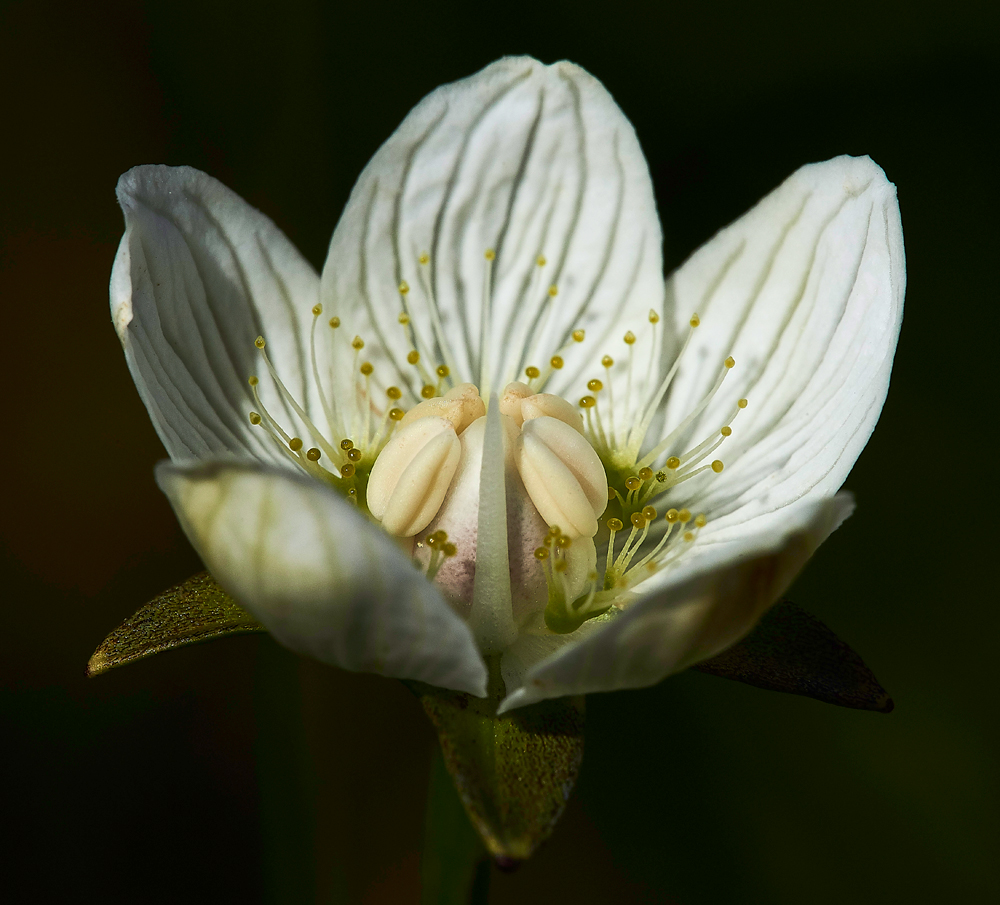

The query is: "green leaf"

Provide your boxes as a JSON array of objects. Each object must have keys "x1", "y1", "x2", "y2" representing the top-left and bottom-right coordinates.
[
  {"x1": 88, "y1": 572, "x2": 265, "y2": 676},
  {"x1": 410, "y1": 660, "x2": 585, "y2": 865},
  {"x1": 693, "y1": 599, "x2": 894, "y2": 712}
]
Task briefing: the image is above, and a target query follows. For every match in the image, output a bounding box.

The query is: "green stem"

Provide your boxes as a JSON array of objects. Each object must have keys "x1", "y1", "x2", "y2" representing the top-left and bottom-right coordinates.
[{"x1": 421, "y1": 745, "x2": 491, "y2": 905}]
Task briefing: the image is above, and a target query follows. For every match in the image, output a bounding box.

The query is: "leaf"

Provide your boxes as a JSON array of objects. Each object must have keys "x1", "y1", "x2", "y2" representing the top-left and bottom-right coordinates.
[
  {"x1": 410, "y1": 663, "x2": 585, "y2": 865},
  {"x1": 88, "y1": 572, "x2": 265, "y2": 676},
  {"x1": 693, "y1": 599, "x2": 894, "y2": 712}
]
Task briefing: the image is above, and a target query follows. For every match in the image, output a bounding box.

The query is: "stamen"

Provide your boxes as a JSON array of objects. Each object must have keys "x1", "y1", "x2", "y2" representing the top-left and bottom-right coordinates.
[{"x1": 308, "y1": 303, "x2": 341, "y2": 439}]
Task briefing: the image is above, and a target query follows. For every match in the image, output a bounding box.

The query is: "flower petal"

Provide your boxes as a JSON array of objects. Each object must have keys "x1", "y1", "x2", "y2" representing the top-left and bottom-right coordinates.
[
  {"x1": 321, "y1": 56, "x2": 664, "y2": 403},
  {"x1": 156, "y1": 461, "x2": 488, "y2": 695},
  {"x1": 498, "y1": 493, "x2": 853, "y2": 711},
  {"x1": 113, "y1": 166, "x2": 322, "y2": 463},
  {"x1": 659, "y1": 156, "x2": 904, "y2": 541}
]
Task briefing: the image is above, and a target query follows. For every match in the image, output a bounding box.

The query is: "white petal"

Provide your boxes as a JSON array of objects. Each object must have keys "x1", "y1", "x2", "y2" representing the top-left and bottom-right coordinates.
[
  {"x1": 659, "y1": 156, "x2": 904, "y2": 540},
  {"x1": 498, "y1": 493, "x2": 853, "y2": 711},
  {"x1": 156, "y1": 461, "x2": 488, "y2": 695},
  {"x1": 113, "y1": 166, "x2": 322, "y2": 463},
  {"x1": 321, "y1": 56, "x2": 664, "y2": 403}
]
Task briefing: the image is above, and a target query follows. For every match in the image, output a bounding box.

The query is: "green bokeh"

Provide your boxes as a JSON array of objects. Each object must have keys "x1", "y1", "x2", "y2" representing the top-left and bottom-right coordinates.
[{"x1": 2, "y1": 0, "x2": 996, "y2": 901}]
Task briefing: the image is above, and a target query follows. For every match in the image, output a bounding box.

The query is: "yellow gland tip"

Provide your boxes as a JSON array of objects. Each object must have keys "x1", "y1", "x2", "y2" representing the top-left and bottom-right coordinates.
[
  {"x1": 255, "y1": 336, "x2": 265, "y2": 349},
  {"x1": 587, "y1": 378, "x2": 603, "y2": 392},
  {"x1": 608, "y1": 486, "x2": 615, "y2": 500},
  {"x1": 536, "y1": 255, "x2": 547, "y2": 267},
  {"x1": 721, "y1": 426, "x2": 732, "y2": 437},
  {"x1": 579, "y1": 395, "x2": 596, "y2": 408},
  {"x1": 607, "y1": 517, "x2": 624, "y2": 531},
  {"x1": 407, "y1": 350, "x2": 420, "y2": 365},
  {"x1": 665, "y1": 509, "x2": 679, "y2": 523},
  {"x1": 340, "y1": 439, "x2": 354, "y2": 450},
  {"x1": 389, "y1": 407, "x2": 404, "y2": 421},
  {"x1": 386, "y1": 386, "x2": 402, "y2": 400},
  {"x1": 248, "y1": 375, "x2": 258, "y2": 386},
  {"x1": 436, "y1": 364, "x2": 450, "y2": 378},
  {"x1": 329, "y1": 316, "x2": 341, "y2": 329},
  {"x1": 554, "y1": 560, "x2": 568, "y2": 573},
  {"x1": 690, "y1": 314, "x2": 700, "y2": 328},
  {"x1": 638, "y1": 467, "x2": 654, "y2": 481},
  {"x1": 398, "y1": 281, "x2": 409, "y2": 295},
  {"x1": 738, "y1": 398, "x2": 748, "y2": 409},
  {"x1": 525, "y1": 366, "x2": 541, "y2": 379},
  {"x1": 572, "y1": 329, "x2": 585, "y2": 343},
  {"x1": 340, "y1": 463, "x2": 356, "y2": 478},
  {"x1": 351, "y1": 336, "x2": 364, "y2": 350},
  {"x1": 684, "y1": 531, "x2": 695, "y2": 542},
  {"x1": 649, "y1": 309, "x2": 660, "y2": 324},
  {"x1": 625, "y1": 476, "x2": 641, "y2": 491},
  {"x1": 312, "y1": 304, "x2": 323, "y2": 316},
  {"x1": 550, "y1": 355, "x2": 564, "y2": 369},
  {"x1": 306, "y1": 448, "x2": 321, "y2": 461},
  {"x1": 289, "y1": 437, "x2": 303, "y2": 452},
  {"x1": 421, "y1": 385, "x2": 436, "y2": 399},
  {"x1": 601, "y1": 355, "x2": 614, "y2": 368},
  {"x1": 556, "y1": 535, "x2": 572, "y2": 549},
  {"x1": 678, "y1": 509, "x2": 691, "y2": 523},
  {"x1": 347, "y1": 448, "x2": 362, "y2": 462},
  {"x1": 485, "y1": 249, "x2": 496, "y2": 261},
  {"x1": 711, "y1": 460, "x2": 724, "y2": 473},
  {"x1": 630, "y1": 512, "x2": 646, "y2": 528},
  {"x1": 249, "y1": 412, "x2": 262, "y2": 425},
  {"x1": 694, "y1": 513, "x2": 707, "y2": 527},
  {"x1": 623, "y1": 331, "x2": 636, "y2": 345},
  {"x1": 642, "y1": 505, "x2": 657, "y2": 521},
  {"x1": 534, "y1": 547, "x2": 550, "y2": 560},
  {"x1": 548, "y1": 285, "x2": 558, "y2": 297},
  {"x1": 360, "y1": 362, "x2": 374, "y2": 376},
  {"x1": 398, "y1": 312, "x2": 410, "y2": 325},
  {"x1": 419, "y1": 253, "x2": 430, "y2": 265},
  {"x1": 725, "y1": 356, "x2": 736, "y2": 368},
  {"x1": 442, "y1": 542, "x2": 457, "y2": 557},
  {"x1": 666, "y1": 456, "x2": 681, "y2": 470}
]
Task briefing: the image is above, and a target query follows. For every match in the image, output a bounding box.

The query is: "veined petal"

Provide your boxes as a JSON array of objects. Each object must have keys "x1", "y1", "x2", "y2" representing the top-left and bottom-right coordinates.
[
  {"x1": 113, "y1": 166, "x2": 322, "y2": 463},
  {"x1": 499, "y1": 493, "x2": 853, "y2": 711},
  {"x1": 660, "y1": 156, "x2": 904, "y2": 539},
  {"x1": 321, "y1": 56, "x2": 665, "y2": 403},
  {"x1": 156, "y1": 461, "x2": 488, "y2": 695}
]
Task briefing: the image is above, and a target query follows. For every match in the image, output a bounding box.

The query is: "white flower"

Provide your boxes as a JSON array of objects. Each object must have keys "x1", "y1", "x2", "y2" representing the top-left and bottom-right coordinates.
[{"x1": 110, "y1": 57, "x2": 904, "y2": 712}]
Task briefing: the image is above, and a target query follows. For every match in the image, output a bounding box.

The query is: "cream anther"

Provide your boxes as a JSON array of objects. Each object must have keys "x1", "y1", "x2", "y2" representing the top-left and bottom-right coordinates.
[
  {"x1": 366, "y1": 416, "x2": 462, "y2": 537},
  {"x1": 514, "y1": 416, "x2": 607, "y2": 538},
  {"x1": 520, "y1": 393, "x2": 585, "y2": 433},
  {"x1": 399, "y1": 382, "x2": 484, "y2": 434}
]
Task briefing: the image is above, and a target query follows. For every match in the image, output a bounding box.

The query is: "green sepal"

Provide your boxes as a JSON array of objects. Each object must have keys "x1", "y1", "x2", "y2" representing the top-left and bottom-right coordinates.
[
  {"x1": 87, "y1": 572, "x2": 265, "y2": 676},
  {"x1": 693, "y1": 599, "x2": 894, "y2": 712},
  {"x1": 409, "y1": 662, "x2": 585, "y2": 866}
]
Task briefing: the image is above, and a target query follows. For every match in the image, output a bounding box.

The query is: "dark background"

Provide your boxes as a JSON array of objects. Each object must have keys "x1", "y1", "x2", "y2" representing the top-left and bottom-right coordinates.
[{"x1": 2, "y1": 1, "x2": 997, "y2": 902}]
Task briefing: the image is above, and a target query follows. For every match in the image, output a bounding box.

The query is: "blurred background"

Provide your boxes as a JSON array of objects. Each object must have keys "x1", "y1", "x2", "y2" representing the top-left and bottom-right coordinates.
[{"x1": 1, "y1": 0, "x2": 997, "y2": 902}]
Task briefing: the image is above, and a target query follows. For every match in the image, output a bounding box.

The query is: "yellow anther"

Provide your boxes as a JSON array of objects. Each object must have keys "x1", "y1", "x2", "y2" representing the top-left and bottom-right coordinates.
[
  {"x1": 306, "y1": 448, "x2": 321, "y2": 462},
  {"x1": 666, "y1": 456, "x2": 681, "y2": 470},
  {"x1": 638, "y1": 467, "x2": 654, "y2": 482},
  {"x1": 347, "y1": 448, "x2": 362, "y2": 462},
  {"x1": 419, "y1": 253, "x2": 430, "y2": 265},
  {"x1": 630, "y1": 512, "x2": 646, "y2": 529},
  {"x1": 360, "y1": 362, "x2": 373, "y2": 376},
  {"x1": 550, "y1": 355, "x2": 564, "y2": 369},
  {"x1": 725, "y1": 356, "x2": 736, "y2": 369},
  {"x1": 399, "y1": 281, "x2": 410, "y2": 295},
  {"x1": 248, "y1": 375, "x2": 259, "y2": 387},
  {"x1": 649, "y1": 309, "x2": 660, "y2": 324},
  {"x1": 694, "y1": 513, "x2": 707, "y2": 527},
  {"x1": 587, "y1": 378, "x2": 604, "y2": 392},
  {"x1": 389, "y1": 407, "x2": 405, "y2": 421},
  {"x1": 329, "y1": 316, "x2": 341, "y2": 329},
  {"x1": 351, "y1": 336, "x2": 364, "y2": 350},
  {"x1": 340, "y1": 463, "x2": 356, "y2": 478},
  {"x1": 554, "y1": 560, "x2": 568, "y2": 573},
  {"x1": 255, "y1": 336, "x2": 266, "y2": 349},
  {"x1": 249, "y1": 412, "x2": 262, "y2": 425},
  {"x1": 485, "y1": 249, "x2": 496, "y2": 261},
  {"x1": 601, "y1": 355, "x2": 614, "y2": 368},
  {"x1": 525, "y1": 366, "x2": 541, "y2": 379},
  {"x1": 607, "y1": 517, "x2": 624, "y2": 531},
  {"x1": 312, "y1": 303, "x2": 323, "y2": 316},
  {"x1": 712, "y1": 460, "x2": 724, "y2": 473},
  {"x1": 536, "y1": 255, "x2": 547, "y2": 267},
  {"x1": 289, "y1": 438, "x2": 303, "y2": 452},
  {"x1": 579, "y1": 395, "x2": 596, "y2": 408},
  {"x1": 689, "y1": 314, "x2": 700, "y2": 328},
  {"x1": 738, "y1": 398, "x2": 748, "y2": 409},
  {"x1": 684, "y1": 531, "x2": 695, "y2": 542},
  {"x1": 386, "y1": 386, "x2": 402, "y2": 400},
  {"x1": 642, "y1": 506, "x2": 657, "y2": 521},
  {"x1": 678, "y1": 509, "x2": 691, "y2": 523},
  {"x1": 340, "y1": 439, "x2": 354, "y2": 451},
  {"x1": 421, "y1": 385, "x2": 436, "y2": 399},
  {"x1": 623, "y1": 331, "x2": 636, "y2": 345},
  {"x1": 548, "y1": 285, "x2": 558, "y2": 297},
  {"x1": 436, "y1": 364, "x2": 450, "y2": 378},
  {"x1": 572, "y1": 330, "x2": 585, "y2": 343},
  {"x1": 398, "y1": 312, "x2": 410, "y2": 325},
  {"x1": 442, "y1": 542, "x2": 457, "y2": 557},
  {"x1": 721, "y1": 426, "x2": 732, "y2": 437},
  {"x1": 665, "y1": 509, "x2": 679, "y2": 523},
  {"x1": 625, "y1": 476, "x2": 641, "y2": 491},
  {"x1": 534, "y1": 547, "x2": 550, "y2": 560},
  {"x1": 407, "y1": 350, "x2": 420, "y2": 365}
]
